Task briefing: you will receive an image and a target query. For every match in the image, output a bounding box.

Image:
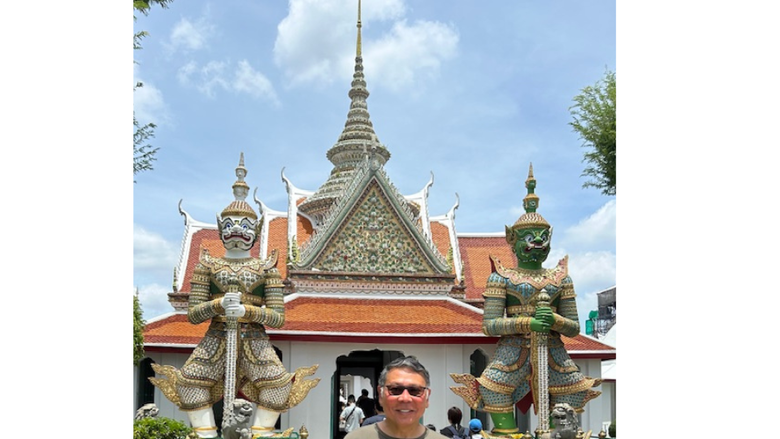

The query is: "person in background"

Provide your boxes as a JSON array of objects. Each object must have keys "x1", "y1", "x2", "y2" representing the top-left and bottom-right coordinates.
[
  {"x1": 440, "y1": 407, "x2": 467, "y2": 438},
  {"x1": 340, "y1": 388, "x2": 348, "y2": 404},
  {"x1": 340, "y1": 394, "x2": 365, "y2": 433},
  {"x1": 469, "y1": 419, "x2": 484, "y2": 439},
  {"x1": 338, "y1": 401, "x2": 347, "y2": 433},
  {"x1": 345, "y1": 355, "x2": 447, "y2": 438},
  {"x1": 361, "y1": 401, "x2": 385, "y2": 426},
  {"x1": 357, "y1": 388, "x2": 377, "y2": 418}
]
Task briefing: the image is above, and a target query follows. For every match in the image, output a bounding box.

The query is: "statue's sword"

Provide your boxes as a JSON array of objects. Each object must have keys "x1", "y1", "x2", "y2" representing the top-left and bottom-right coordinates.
[
  {"x1": 222, "y1": 277, "x2": 240, "y2": 424},
  {"x1": 531, "y1": 289, "x2": 551, "y2": 438}
]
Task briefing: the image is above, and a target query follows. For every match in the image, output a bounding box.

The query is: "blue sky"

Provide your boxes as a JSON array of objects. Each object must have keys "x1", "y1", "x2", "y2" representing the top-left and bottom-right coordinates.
[
  {"x1": 6, "y1": 2, "x2": 780, "y2": 434},
  {"x1": 132, "y1": 0, "x2": 616, "y2": 326}
]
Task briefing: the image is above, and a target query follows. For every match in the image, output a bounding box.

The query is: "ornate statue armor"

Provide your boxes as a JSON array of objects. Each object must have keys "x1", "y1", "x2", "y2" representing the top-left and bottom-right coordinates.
[
  {"x1": 176, "y1": 253, "x2": 296, "y2": 412},
  {"x1": 474, "y1": 255, "x2": 599, "y2": 414},
  {"x1": 451, "y1": 164, "x2": 600, "y2": 436},
  {"x1": 152, "y1": 154, "x2": 319, "y2": 438}
]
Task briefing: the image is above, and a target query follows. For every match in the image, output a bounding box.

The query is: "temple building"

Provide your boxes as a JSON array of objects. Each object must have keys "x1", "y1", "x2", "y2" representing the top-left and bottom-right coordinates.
[{"x1": 135, "y1": 4, "x2": 615, "y2": 436}]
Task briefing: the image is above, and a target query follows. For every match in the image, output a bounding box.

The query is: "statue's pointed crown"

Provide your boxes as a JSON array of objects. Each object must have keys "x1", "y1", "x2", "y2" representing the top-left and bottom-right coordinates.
[
  {"x1": 510, "y1": 163, "x2": 550, "y2": 229},
  {"x1": 220, "y1": 152, "x2": 258, "y2": 220}
]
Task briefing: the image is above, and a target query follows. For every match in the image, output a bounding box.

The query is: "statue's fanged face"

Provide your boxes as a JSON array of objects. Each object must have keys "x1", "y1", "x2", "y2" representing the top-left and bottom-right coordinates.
[
  {"x1": 218, "y1": 215, "x2": 258, "y2": 251},
  {"x1": 511, "y1": 226, "x2": 551, "y2": 264}
]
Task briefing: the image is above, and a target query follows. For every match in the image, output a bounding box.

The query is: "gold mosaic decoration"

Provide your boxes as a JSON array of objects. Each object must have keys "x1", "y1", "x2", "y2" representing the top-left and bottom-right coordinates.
[
  {"x1": 149, "y1": 364, "x2": 182, "y2": 407},
  {"x1": 282, "y1": 365, "x2": 321, "y2": 409},
  {"x1": 449, "y1": 373, "x2": 483, "y2": 410},
  {"x1": 313, "y1": 182, "x2": 436, "y2": 273},
  {"x1": 491, "y1": 254, "x2": 569, "y2": 290}
]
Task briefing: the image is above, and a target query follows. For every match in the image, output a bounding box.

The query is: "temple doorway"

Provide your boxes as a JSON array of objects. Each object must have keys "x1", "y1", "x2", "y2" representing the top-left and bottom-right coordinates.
[{"x1": 331, "y1": 349, "x2": 404, "y2": 439}]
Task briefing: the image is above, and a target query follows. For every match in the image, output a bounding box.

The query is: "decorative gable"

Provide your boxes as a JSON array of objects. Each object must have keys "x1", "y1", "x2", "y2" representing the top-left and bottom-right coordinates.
[
  {"x1": 313, "y1": 180, "x2": 438, "y2": 274},
  {"x1": 287, "y1": 160, "x2": 456, "y2": 297}
]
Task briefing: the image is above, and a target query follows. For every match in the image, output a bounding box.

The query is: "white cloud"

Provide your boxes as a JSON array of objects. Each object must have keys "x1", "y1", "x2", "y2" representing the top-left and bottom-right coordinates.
[
  {"x1": 135, "y1": 283, "x2": 176, "y2": 321},
  {"x1": 197, "y1": 60, "x2": 230, "y2": 97},
  {"x1": 133, "y1": 224, "x2": 179, "y2": 279},
  {"x1": 567, "y1": 250, "x2": 617, "y2": 291},
  {"x1": 546, "y1": 248, "x2": 615, "y2": 326},
  {"x1": 133, "y1": 65, "x2": 169, "y2": 126},
  {"x1": 134, "y1": 224, "x2": 179, "y2": 320},
  {"x1": 547, "y1": 201, "x2": 616, "y2": 325},
  {"x1": 177, "y1": 60, "x2": 196, "y2": 85},
  {"x1": 168, "y1": 15, "x2": 215, "y2": 53},
  {"x1": 234, "y1": 60, "x2": 280, "y2": 105},
  {"x1": 274, "y1": 0, "x2": 358, "y2": 87},
  {"x1": 273, "y1": 0, "x2": 456, "y2": 91},
  {"x1": 177, "y1": 59, "x2": 279, "y2": 103},
  {"x1": 366, "y1": 19, "x2": 458, "y2": 91},
  {"x1": 561, "y1": 199, "x2": 616, "y2": 251}
]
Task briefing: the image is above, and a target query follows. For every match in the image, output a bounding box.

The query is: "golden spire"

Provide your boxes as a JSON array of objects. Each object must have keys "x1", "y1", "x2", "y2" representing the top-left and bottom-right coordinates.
[
  {"x1": 298, "y1": 0, "x2": 389, "y2": 219},
  {"x1": 356, "y1": 0, "x2": 362, "y2": 57}
]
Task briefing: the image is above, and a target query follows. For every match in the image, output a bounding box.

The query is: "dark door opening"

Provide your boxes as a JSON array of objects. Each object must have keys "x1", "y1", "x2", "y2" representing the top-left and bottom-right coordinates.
[{"x1": 331, "y1": 349, "x2": 404, "y2": 439}]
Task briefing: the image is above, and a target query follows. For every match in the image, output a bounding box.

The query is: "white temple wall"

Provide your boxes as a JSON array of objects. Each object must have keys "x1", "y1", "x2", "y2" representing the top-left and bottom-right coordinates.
[
  {"x1": 575, "y1": 358, "x2": 607, "y2": 436},
  {"x1": 137, "y1": 341, "x2": 606, "y2": 436}
]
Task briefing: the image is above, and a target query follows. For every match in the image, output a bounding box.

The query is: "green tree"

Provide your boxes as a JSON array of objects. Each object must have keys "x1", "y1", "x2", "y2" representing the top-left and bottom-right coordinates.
[
  {"x1": 569, "y1": 69, "x2": 616, "y2": 196},
  {"x1": 134, "y1": 417, "x2": 193, "y2": 439},
  {"x1": 133, "y1": 1, "x2": 173, "y2": 50},
  {"x1": 134, "y1": 110, "x2": 158, "y2": 180},
  {"x1": 133, "y1": 0, "x2": 172, "y2": 182},
  {"x1": 134, "y1": 288, "x2": 146, "y2": 366}
]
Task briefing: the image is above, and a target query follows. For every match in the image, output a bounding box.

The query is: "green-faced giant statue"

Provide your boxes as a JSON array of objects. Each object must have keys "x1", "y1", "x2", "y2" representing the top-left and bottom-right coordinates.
[{"x1": 450, "y1": 164, "x2": 601, "y2": 436}]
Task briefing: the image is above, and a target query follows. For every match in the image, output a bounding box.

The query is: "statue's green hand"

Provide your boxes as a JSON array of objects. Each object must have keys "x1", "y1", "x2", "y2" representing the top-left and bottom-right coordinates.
[
  {"x1": 530, "y1": 318, "x2": 550, "y2": 333},
  {"x1": 535, "y1": 306, "x2": 555, "y2": 325}
]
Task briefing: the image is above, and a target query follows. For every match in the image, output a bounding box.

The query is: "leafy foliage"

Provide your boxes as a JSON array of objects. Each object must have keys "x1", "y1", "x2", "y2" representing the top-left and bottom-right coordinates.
[
  {"x1": 133, "y1": 0, "x2": 172, "y2": 181},
  {"x1": 134, "y1": 109, "x2": 159, "y2": 181},
  {"x1": 134, "y1": 289, "x2": 146, "y2": 366},
  {"x1": 134, "y1": 0, "x2": 174, "y2": 15},
  {"x1": 569, "y1": 69, "x2": 616, "y2": 196},
  {"x1": 134, "y1": 1, "x2": 172, "y2": 49},
  {"x1": 133, "y1": 416, "x2": 193, "y2": 439},
  {"x1": 608, "y1": 419, "x2": 616, "y2": 438}
]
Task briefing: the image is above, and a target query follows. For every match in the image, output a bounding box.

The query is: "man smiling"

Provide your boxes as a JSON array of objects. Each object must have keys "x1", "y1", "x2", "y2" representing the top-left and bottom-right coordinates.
[{"x1": 345, "y1": 356, "x2": 447, "y2": 439}]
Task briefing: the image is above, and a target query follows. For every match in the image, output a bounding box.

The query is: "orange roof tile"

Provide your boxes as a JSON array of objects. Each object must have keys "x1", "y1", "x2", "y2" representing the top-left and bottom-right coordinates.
[
  {"x1": 144, "y1": 297, "x2": 614, "y2": 357},
  {"x1": 267, "y1": 217, "x2": 289, "y2": 279},
  {"x1": 458, "y1": 236, "x2": 516, "y2": 300},
  {"x1": 144, "y1": 314, "x2": 207, "y2": 345},
  {"x1": 281, "y1": 297, "x2": 481, "y2": 334},
  {"x1": 165, "y1": 221, "x2": 613, "y2": 356},
  {"x1": 430, "y1": 222, "x2": 451, "y2": 259}
]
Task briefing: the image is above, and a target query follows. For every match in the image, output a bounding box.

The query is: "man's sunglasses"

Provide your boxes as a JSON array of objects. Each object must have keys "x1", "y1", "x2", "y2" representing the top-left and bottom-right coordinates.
[{"x1": 384, "y1": 385, "x2": 429, "y2": 398}]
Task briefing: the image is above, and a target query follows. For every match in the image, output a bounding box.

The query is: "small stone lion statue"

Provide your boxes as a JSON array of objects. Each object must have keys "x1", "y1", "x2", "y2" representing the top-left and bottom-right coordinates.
[
  {"x1": 221, "y1": 399, "x2": 255, "y2": 439},
  {"x1": 134, "y1": 403, "x2": 160, "y2": 420},
  {"x1": 547, "y1": 403, "x2": 579, "y2": 439}
]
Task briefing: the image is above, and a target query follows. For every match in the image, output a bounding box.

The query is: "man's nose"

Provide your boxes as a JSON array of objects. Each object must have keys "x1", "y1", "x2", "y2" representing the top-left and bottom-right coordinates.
[{"x1": 397, "y1": 389, "x2": 414, "y2": 400}]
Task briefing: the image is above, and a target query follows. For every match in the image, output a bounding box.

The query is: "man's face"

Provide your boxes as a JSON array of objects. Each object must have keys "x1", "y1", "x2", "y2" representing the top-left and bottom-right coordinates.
[{"x1": 378, "y1": 367, "x2": 430, "y2": 429}]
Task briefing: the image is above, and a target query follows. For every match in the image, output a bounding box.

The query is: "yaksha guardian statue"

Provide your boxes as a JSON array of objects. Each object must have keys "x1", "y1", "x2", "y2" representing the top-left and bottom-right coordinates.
[
  {"x1": 152, "y1": 154, "x2": 319, "y2": 438},
  {"x1": 450, "y1": 164, "x2": 601, "y2": 436}
]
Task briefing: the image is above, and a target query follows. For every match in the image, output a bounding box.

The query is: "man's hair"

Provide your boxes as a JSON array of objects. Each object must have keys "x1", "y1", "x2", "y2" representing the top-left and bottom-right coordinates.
[
  {"x1": 447, "y1": 406, "x2": 463, "y2": 425},
  {"x1": 361, "y1": 389, "x2": 369, "y2": 397},
  {"x1": 378, "y1": 355, "x2": 431, "y2": 387},
  {"x1": 347, "y1": 394, "x2": 356, "y2": 403}
]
